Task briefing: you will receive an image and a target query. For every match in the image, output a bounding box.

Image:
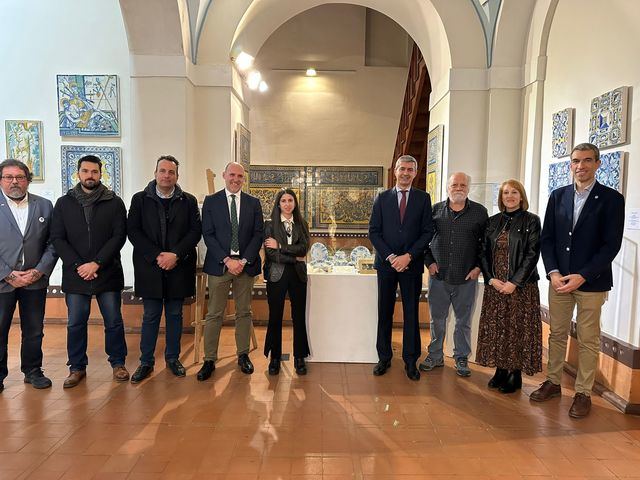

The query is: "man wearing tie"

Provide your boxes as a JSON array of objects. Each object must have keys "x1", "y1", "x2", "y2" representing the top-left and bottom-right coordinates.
[
  {"x1": 197, "y1": 162, "x2": 264, "y2": 380},
  {"x1": 369, "y1": 155, "x2": 434, "y2": 380},
  {"x1": 0, "y1": 159, "x2": 57, "y2": 392}
]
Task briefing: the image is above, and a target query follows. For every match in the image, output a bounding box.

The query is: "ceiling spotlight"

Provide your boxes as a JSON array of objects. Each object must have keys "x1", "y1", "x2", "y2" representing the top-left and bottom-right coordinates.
[
  {"x1": 306, "y1": 68, "x2": 317, "y2": 77},
  {"x1": 258, "y1": 81, "x2": 268, "y2": 93},
  {"x1": 234, "y1": 52, "x2": 254, "y2": 71},
  {"x1": 247, "y1": 70, "x2": 262, "y2": 90}
]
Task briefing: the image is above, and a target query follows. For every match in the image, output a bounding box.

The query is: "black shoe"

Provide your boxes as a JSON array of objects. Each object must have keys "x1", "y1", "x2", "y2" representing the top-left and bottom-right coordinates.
[
  {"x1": 499, "y1": 370, "x2": 522, "y2": 394},
  {"x1": 197, "y1": 360, "x2": 215, "y2": 381},
  {"x1": 488, "y1": 368, "x2": 509, "y2": 389},
  {"x1": 238, "y1": 354, "x2": 254, "y2": 374},
  {"x1": 24, "y1": 368, "x2": 52, "y2": 389},
  {"x1": 294, "y1": 358, "x2": 307, "y2": 376},
  {"x1": 373, "y1": 360, "x2": 391, "y2": 376},
  {"x1": 131, "y1": 365, "x2": 154, "y2": 384},
  {"x1": 405, "y1": 363, "x2": 421, "y2": 381},
  {"x1": 268, "y1": 358, "x2": 281, "y2": 376},
  {"x1": 166, "y1": 359, "x2": 186, "y2": 377}
]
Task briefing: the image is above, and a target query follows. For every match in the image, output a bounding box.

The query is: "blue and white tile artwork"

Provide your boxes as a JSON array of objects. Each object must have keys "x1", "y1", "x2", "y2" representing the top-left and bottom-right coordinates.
[
  {"x1": 596, "y1": 151, "x2": 625, "y2": 193},
  {"x1": 552, "y1": 108, "x2": 573, "y2": 158},
  {"x1": 548, "y1": 160, "x2": 571, "y2": 195},
  {"x1": 589, "y1": 86, "x2": 628, "y2": 149},
  {"x1": 61, "y1": 145, "x2": 122, "y2": 195}
]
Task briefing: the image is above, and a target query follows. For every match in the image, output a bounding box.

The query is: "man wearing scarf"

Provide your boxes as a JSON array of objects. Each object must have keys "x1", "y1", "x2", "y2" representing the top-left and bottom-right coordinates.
[{"x1": 51, "y1": 155, "x2": 129, "y2": 388}]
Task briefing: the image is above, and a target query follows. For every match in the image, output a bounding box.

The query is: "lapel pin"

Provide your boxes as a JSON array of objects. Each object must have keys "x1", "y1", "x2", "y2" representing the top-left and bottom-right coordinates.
[
  {"x1": 594, "y1": 195, "x2": 599, "y2": 199},
  {"x1": 39, "y1": 216, "x2": 45, "y2": 223}
]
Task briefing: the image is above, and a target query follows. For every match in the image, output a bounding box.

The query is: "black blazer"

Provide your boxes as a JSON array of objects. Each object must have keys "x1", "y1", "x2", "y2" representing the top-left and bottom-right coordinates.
[
  {"x1": 368, "y1": 187, "x2": 434, "y2": 275},
  {"x1": 540, "y1": 181, "x2": 625, "y2": 292},
  {"x1": 263, "y1": 220, "x2": 309, "y2": 283},
  {"x1": 480, "y1": 210, "x2": 541, "y2": 287},
  {"x1": 202, "y1": 189, "x2": 264, "y2": 277},
  {"x1": 127, "y1": 181, "x2": 202, "y2": 299}
]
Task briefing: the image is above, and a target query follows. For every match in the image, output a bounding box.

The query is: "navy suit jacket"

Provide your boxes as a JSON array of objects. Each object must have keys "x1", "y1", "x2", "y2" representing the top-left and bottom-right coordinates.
[
  {"x1": 201, "y1": 189, "x2": 264, "y2": 277},
  {"x1": 368, "y1": 187, "x2": 434, "y2": 275},
  {"x1": 540, "y1": 181, "x2": 625, "y2": 292}
]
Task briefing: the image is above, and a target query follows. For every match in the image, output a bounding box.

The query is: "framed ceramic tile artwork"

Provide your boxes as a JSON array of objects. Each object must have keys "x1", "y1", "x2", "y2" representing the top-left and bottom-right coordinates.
[
  {"x1": 589, "y1": 86, "x2": 629, "y2": 149},
  {"x1": 596, "y1": 151, "x2": 625, "y2": 193},
  {"x1": 426, "y1": 124, "x2": 444, "y2": 202},
  {"x1": 61, "y1": 145, "x2": 122, "y2": 195},
  {"x1": 4, "y1": 120, "x2": 44, "y2": 181},
  {"x1": 57, "y1": 74, "x2": 120, "y2": 136},
  {"x1": 552, "y1": 108, "x2": 573, "y2": 158},
  {"x1": 548, "y1": 160, "x2": 571, "y2": 195}
]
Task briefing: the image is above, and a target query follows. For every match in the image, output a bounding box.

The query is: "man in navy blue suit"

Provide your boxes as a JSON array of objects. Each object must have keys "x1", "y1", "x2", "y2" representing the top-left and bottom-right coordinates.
[
  {"x1": 369, "y1": 155, "x2": 434, "y2": 380},
  {"x1": 532, "y1": 143, "x2": 624, "y2": 418},
  {"x1": 197, "y1": 162, "x2": 264, "y2": 380}
]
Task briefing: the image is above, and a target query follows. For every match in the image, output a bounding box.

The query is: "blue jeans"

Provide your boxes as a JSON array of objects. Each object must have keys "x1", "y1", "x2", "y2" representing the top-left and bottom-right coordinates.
[
  {"x1": 0, "y1": 288, "x2": 46, "y2": 382},
  {"x1": 65, "y1": 291, "x2": 127, "y2": 371},
  {"x1": 427, "y1": 277, "x2": 477, "y2": 361},
  {"x1": 139, "y1": 298, "x2": 184, "y2": 366}
]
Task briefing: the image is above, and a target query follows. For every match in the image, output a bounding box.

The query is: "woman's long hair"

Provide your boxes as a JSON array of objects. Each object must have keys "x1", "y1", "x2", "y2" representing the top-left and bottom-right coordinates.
[{"x1": 270, "y1": 188, "x2": 310, "y2": 244}]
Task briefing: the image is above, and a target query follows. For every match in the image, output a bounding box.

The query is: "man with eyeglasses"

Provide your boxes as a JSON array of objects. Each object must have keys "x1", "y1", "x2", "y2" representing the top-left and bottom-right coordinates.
[
  {"x1": 51, "y1": 155, "x2": 129, "y2": 388},
  {"x1": 0, "y1": 159, "x2": 58, "y2": 392}
]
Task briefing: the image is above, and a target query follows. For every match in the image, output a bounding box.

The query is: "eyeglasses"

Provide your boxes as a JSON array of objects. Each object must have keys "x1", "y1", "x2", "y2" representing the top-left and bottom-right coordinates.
[{"x1": 1, "y1": 175, "x2": 28, "y2": 182}]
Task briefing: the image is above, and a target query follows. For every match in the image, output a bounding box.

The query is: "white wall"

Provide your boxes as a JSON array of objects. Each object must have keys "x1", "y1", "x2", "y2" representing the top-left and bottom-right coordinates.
[
  {"x1": 0, "y1": 0, "x2": 131, "y2": 285},
  {"x1": 539, "y1": 0, "x2": 640, "y2": 345}
]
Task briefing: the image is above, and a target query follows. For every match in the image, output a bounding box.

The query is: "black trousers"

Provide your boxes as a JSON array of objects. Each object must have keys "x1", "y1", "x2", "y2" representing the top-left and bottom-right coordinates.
[
  {"x1": 0, "y1": 288, "x2": 47, "y2": 382},
  {"x1": 264, "y1": 264, "x2": 310, "y2": 359},
  {"x1": 376, "y1": 270, "x2": 422, "y2": 364}
]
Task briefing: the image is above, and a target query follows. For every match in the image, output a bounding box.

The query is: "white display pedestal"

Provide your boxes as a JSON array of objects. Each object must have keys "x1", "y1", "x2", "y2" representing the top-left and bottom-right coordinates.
[
  {"x1": 443, "y1": 281, "x2": 484, "y2": 363},
  {"x1": 306, "y1": 272, "x2": 379, "y2": 363}
]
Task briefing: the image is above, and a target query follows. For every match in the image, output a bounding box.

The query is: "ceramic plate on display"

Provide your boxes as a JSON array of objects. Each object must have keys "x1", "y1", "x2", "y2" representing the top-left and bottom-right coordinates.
[
  {"x1": 350, "y1": 246, "x2": 371, "y2": 264},
  {"x1": 332, "y1": 250, "x2": 349, "y2": 266},
  {"x1": 310, "y1": 242, "x2": 329, "y2": 264}
]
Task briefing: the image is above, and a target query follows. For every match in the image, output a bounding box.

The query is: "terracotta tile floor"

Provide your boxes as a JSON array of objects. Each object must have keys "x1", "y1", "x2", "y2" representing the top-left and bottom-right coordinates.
[{"x1": 1, "y1": 324, "x2": 640, "y2": 479}]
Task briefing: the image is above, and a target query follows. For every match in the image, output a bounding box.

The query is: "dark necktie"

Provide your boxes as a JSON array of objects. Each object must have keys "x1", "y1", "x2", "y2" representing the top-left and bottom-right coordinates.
[
  {"x1": 230, "y1": 194, "x2": 239, "y2": 252},
  {"x1": 399, "y1": 190, "x2": 407, "y2": 223}
]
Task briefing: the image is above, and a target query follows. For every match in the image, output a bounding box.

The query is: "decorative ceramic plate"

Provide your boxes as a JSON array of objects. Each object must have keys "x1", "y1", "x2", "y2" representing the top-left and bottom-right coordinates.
[
  {"x1": 350, "y1": 246, "x2": 371, "y2": 264},
  {"x1": 310, "y1": 242, "x2": 329, "y2": 264}
]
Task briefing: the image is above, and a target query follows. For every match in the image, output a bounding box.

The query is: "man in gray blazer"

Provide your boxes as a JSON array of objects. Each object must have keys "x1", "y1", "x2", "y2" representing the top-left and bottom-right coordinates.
[{"x1": 0, "y1": 159, "x2": 57, "y2": 392}]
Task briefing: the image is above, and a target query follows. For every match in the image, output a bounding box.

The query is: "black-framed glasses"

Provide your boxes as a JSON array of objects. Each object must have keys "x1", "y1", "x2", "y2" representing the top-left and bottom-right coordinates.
[{"x1": 1, "y1": 175, "x2": 28, "y2": 182}]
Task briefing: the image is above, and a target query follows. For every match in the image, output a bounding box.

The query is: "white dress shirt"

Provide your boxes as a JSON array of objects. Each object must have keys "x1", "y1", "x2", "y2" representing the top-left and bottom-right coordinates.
[{"x1": 2, "y1": 190, "x2": 29, "y2": 235}]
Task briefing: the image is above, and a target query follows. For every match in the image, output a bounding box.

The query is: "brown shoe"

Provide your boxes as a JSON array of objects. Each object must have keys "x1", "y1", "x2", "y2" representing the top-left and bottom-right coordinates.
[
  {"x1": 113, "y1": 366, "x2": 130, "y2": 382},
  {"x1": 569, "y1": 392, "x2": 592, "y2": 418},
  {"x1": 63, "y1": 370, "x2": 86, "y2": 389},
  {"x1": 529, "y1": 380, "x2": 561, "y2": 402}
]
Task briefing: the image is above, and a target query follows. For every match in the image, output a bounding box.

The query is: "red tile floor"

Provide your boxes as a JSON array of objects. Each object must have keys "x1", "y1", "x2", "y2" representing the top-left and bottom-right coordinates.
[{"x1": 1, "y1": 324, "x2": 640, "y2": 479}]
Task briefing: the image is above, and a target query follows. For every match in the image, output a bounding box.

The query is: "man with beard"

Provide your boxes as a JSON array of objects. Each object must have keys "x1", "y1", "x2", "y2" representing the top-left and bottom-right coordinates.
[
  {"x1": 127, "y1": 155, "x2": 201, "y2": 383},
  {"x1": 419, "y1": 172, "x2": 488, "y2": 377},
  {"x1": 51, "y1": 155, "x2": 129, "y2": 388},
  {"x1": 0, "y1": 159, "x2": 57, "y2": 392}
]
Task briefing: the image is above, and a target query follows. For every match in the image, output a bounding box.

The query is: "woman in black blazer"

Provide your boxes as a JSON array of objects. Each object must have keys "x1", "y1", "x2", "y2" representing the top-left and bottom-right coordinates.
[
  {"x1": 476, "y1": 179, "x2": 542, "y2": 393},
  {"x1": 263, "y1": 189, "x2": 310, "y2": 375}
]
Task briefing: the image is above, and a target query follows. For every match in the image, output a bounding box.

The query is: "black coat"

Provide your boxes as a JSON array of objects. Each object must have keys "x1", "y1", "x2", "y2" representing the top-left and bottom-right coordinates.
[
  {"x1": 263, "y1": 220, "x2": 309, "y2": 283},
  {"x1": 480, "y1": 210, "x2": 541, "y2": 287},
  {"x1": 51, "y1": 190, "x2": 127, "y2": 295},
  {"x1": 127, "y1": 181, "x2": 202, "y2": 299}
]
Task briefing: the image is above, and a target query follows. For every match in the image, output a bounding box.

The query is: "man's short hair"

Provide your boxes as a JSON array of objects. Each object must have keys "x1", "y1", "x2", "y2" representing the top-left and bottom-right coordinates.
[
  {"x1": 77, "y1": 154, "x2": 102, "y2": 172},
  {"x1": 395, "y1": 155, "x2": 418, "y2": 170},
  {"x1": 448, "y1": 172, "x2": 471, "y2": 186},
  {"x1": 571, "y1": 143, "x2": 600, "y2": 162},
  {"x1": 156, "y1": 155, "x2": 179, "y2": 173},
  {"x1": 0, "y1": 159, "x2": 33, "y2": 182},
  {"x1": 224, "y1": 161, "x2": 245, "y2": 173}
]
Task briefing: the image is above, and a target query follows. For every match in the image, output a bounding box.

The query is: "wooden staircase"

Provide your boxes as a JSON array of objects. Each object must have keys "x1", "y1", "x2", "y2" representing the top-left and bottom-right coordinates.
[{"x1": 388, "y1": 43, "x2": 432, "y2": 189}]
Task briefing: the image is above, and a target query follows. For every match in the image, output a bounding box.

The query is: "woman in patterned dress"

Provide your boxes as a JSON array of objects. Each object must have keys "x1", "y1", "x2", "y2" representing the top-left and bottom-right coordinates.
[{"x1": 476, "y1": 180, "x2": 542, "y2": 393}]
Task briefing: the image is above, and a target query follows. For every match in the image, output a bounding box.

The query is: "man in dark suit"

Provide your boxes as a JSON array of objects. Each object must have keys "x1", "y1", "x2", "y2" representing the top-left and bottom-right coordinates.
[
  {"x1": 0, "y1": 159, "x2": 58, "y2": 392},
  {"x1": 532, "y1": 143, "x2": 625, "y2": 418},
  {"x1": 127, "y1": 155, "x2": 202, "y2": 383},
  {"x1": 369, "y1": 155, "x2": 434, "y2": 380},
  {"x1": 197, "y1": 162, "x2": 264, "y2": 380}
]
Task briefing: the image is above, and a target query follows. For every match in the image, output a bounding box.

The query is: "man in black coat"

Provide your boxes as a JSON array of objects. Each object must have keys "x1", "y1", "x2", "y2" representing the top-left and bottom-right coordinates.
[
  {"x1": 51, "y1": 155, "x2": 129, "y2": 388},
  {"x1": 369, "y1": 155, "x2": 434, "y2": 381},
  {"x1": 127, "y1": 155, "x2": 202, "y2": 383}
]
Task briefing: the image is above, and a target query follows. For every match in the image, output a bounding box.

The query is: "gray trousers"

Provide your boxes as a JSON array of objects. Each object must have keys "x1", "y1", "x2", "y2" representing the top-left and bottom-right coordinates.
[{"x1": 427, "y1": 277, "x2": 477, "y2": 361}]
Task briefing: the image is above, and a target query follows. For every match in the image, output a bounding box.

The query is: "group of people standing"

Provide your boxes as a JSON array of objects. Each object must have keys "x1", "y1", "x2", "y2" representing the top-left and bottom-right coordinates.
[
  {"x1": 0, "y1": 141, "x2": 625, "y2": 419},
  {"x1": 370, "y1": 143, "x2": 624, "y2": 419}
]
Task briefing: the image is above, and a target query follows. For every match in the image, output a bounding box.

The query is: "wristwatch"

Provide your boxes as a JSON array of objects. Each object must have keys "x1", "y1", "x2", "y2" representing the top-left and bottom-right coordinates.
[{"x1": 240, "y1": 258, "x2": 248, "y2": 265}]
